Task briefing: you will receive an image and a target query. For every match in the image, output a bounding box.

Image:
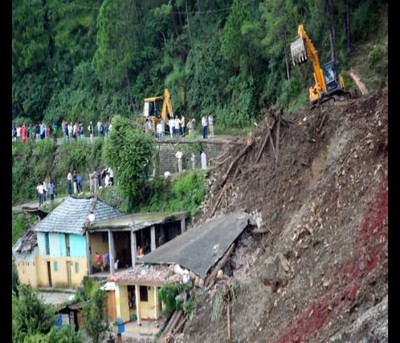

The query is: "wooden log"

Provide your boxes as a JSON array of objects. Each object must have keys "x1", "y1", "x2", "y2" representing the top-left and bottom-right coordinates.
[
  {"x1": 252, "y1": 227, "x2": 271, "y2": 234},
  {"x1": 173, "y1": 314, "x2": 188, "y2": 335},
  {"x1": 209, "y1": 184, "x2": 226, "y2": 219},
  {"x1": 350, "y1": 70, "x2": 369, "y2": 95},
  {"x1": 157, "y1": 311, "x2": 182, "y2": 343},
  {"x1": 219, "y1": 142, "x2": 253, "y2": 189},
  {"x1": 206, "y1": 243, "x2": 236, "y2": 290},
  {"x1": 255, "y1": 119, "x2": 276, "y2": 164}
]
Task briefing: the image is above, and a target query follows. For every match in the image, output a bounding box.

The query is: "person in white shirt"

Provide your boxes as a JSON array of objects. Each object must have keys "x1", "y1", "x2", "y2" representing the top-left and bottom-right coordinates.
[
  {"x1": 201, "y1": 116, "x2": 208, "y2": 139},
  {"x1": 169, "y1": 117, "x2": 174, "y2": 138},
  {"x1": 105, "y1": 173, "x2": 110, "y2": 187},
  {"x1": 36, "y1": 182, "x2": 44, "y2": 206},
  {"x1": 108, "y1": 168, "x2": 114, "y2": 186},
  {"x1": 175, "y1": 149, "x2": 183, "y2": 173},
  {"x1": 156, "y1": 122, "x2": 163, "y2": 140},
  {"x1": 174, "y1": 116, "x2": 180, "y2": 138}
]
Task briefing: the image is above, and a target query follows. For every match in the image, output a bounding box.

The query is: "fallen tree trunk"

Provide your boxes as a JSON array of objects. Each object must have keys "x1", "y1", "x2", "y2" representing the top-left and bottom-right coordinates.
[
  {"x1": 350, "y1": 70, "x2": 369, "y2": 95},
  {"x1": 206, "y1": 243, "x2": 236, "y2": 290},
  {"x1": 255, "y1": 119, "x2": 276, "y2": 164}
]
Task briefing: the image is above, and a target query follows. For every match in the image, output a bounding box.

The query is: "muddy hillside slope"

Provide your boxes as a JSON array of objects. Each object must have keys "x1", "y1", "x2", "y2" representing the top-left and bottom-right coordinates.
[{"x1": 186, "y1": 88, "x2": 388, "y2": 343}]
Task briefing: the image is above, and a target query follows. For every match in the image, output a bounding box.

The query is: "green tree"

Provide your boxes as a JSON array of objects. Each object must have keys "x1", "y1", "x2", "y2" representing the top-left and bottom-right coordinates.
[
  {"x1": 12, "y1": 285, "x2": 56, "y2": 343},
  {"x1": 103, "y1": 115, "x2": 155, "y2": 211},
  {"x1": 82, "y1": 287, "x2": 111, "y2": 343}
]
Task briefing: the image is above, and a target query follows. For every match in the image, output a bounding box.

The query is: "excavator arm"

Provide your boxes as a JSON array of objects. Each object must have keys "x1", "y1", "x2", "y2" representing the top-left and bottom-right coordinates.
[
  {"x1": 160, "y1": 88, "x2": 173, "y2": 122},
  {"x1": 290, "y1": 24, "x2": 327, "y2": 102}
]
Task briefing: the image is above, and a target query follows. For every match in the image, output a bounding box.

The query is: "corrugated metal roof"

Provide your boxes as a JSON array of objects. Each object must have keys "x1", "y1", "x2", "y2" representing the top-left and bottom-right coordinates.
[
  {"x1": 33, "y1": 196, "x2": 123, "y2": 235},
  {"x1": 142, "y1": 212, "x2": 252, "y2": 278}
]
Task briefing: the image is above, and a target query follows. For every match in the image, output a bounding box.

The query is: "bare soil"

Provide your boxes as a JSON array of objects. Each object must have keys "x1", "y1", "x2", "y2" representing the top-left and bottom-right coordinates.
[{"x1": 183, "y1": 88, "x2": 388, "y2": 343}]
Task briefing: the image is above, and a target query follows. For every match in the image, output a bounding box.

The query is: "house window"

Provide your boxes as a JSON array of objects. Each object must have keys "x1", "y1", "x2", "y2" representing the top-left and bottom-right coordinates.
[
  {"x1": 75, "y1": 262, "x2": 80, "y2": 274},
  {"x1": 65, "y1": 234, "x2": 71, "y2": 257},
  {"x1": 140, "y1": 286, "x2": 148, "y2": 302},
  {"x1": 54, "y1": 261, "x2": 58, "y2": 272},
  {"x1": 45, "y1": 233, "x2": 50, "y2": 255},
  {"x1": 102, "y1": 232, "x2": 108, "y2": 243}
]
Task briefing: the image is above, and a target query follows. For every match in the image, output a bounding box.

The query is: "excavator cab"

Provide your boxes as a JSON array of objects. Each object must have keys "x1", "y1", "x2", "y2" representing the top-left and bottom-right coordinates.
[{"x1": 322, "y1": 61, "x2": 340, "y2": 94}]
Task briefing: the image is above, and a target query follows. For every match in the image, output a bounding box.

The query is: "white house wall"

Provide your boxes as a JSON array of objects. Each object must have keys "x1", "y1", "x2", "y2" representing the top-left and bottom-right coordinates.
[
  {"x1": 49, "y1": 233, "x2": 61, "y2": 257},
  {"x1": 37, "y1": 232, "x2": 47, "y2": 256}
]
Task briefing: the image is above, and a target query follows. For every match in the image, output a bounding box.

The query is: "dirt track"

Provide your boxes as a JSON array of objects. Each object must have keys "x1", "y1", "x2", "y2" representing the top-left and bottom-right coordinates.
[{"x1": 184, "y1": 88, "x2": 388, "y2": 342}]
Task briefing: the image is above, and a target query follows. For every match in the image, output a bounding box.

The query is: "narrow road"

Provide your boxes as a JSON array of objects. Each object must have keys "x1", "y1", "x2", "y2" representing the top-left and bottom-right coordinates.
[{"x1": 12, "y1": 196, "x2": 68, "y2": 212}]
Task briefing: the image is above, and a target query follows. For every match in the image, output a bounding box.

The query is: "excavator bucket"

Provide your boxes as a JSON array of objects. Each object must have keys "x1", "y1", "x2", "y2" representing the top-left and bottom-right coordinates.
[{"x1": 290, "y1": 38, "x2": 308, "y2": 65}]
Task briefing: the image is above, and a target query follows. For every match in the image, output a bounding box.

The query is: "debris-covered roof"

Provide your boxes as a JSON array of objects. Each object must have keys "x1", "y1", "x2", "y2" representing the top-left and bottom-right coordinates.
[
  {"x1": 108, "y1": 264, "x2": 184, "y2": 286},
  {"x1": 33, "y1": 196, "x2": 123, "y2": 235},
  {"x1": 142, "y1": 212, "x2": 253, "y2": 278},
  {"x1": 87, "y1": 211, "x2": 189, "y2": 232},
  {"x1": 12, "y1": 229, "x2": 38, "y2": 255}
]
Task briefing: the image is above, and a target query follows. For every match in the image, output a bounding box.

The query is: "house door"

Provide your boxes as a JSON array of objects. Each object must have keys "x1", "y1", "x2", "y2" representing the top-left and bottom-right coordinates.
[
  {"x1": 66, "y1": 261, "x2": 72, "y2": 288},
  {"x1": 47, "y1": 261, "x2": 52, "y2": 287}
]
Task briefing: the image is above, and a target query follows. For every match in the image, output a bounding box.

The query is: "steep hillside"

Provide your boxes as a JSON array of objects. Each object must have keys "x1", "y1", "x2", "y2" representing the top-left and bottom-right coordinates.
[{"x1": 185, "y1": 89, "x2": 388, "y2": 342}]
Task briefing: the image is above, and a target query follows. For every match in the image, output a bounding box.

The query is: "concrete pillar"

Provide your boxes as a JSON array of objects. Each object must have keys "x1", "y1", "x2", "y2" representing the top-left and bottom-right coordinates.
[
  {"x1": 150, "y1": 226, "x2": 156, "y2": 252},
  {"x1": 181, "y1": 218, "x2": 186, "y2": 234},
  {"x1": 131, "y1": 231, "x2": 137, "y2": 267},
  {"x1": 109, "y1": 230, "x2": 115, "y2": 274},
  {"x1": 154, "y1": 286, "x2": 160, "y2": 321},
  {"x1": 86, "y1": 231, "x2": 92, "y2": 275},
  {"x1": 135, "y1": 285, "x2": 141, "y2": 326},
  {"x1": 115, "y1": 284, "x2": 122, "y2": 319}
]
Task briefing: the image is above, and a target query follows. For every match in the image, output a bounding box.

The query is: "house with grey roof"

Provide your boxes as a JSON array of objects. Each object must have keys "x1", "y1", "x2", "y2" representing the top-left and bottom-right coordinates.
[
  {"x1": 12, "y1": 229, "x2": 39, "y2": 289},
  {"x1": 33, "y1": 196, "x2": 123, "y2": 289}
]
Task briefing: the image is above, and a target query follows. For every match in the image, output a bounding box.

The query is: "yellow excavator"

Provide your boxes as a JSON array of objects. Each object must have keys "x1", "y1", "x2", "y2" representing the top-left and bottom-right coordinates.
[
  {"x1": 290, "y1": 24, "x2": 350, "y2": 105},
  {"x1": 143, "y1": 88, "x2": 174, "y2": 131}
]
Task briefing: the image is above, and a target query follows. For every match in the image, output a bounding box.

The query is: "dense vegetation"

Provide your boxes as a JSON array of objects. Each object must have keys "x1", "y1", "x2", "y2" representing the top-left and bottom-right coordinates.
[{"x1": 13, "y1": 0, "x2": 387, "y2": 130}]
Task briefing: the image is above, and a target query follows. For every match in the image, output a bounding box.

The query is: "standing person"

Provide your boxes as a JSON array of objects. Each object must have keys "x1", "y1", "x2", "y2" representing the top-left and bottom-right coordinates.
[
  {"x1": 37, "y1": 182, "x2": 44, "y2": 207},
  {"x1": 174, "y1": 115, "x2": 180, "y2": 138},
  {"x1": 52, "y1": 122, "x2": 58, "y2": 143},
  {"x1": 105, "y1": 121, "x2": 110, "y2": 138},
  {"x1": 62, "y1": 120, "x2": 67, "y2": 139},
  {"x1": 105, "y1": 173, "x2": 110, "y2": 187},
  {"x1": 79, "y1": 122, "x2": 84, "y2": 139},
  {"x1": 40, "y1": 122, "x2": 45, "y2": 140},
  {"x1": 97, "y1": 168, "x2": 102, "y2": 188},
  {"x1": 16, "y1": 126, "x2": 21, "y2": 141},
  {"x1": 73, "y1": 122, "x2": 79, "y2": 140},
  {"x1": 68, "y1": 122, "x2": 73, "y2": 141},
  {"x1": 187, "y1": 119, "x2": 193, "y2": 137},
  {"x1": 21, "y1": 123, "x2": 28, "y2": 144},
  {"x1": 42, "y1": 179, "x2": 47, "y2": 204},
  {"x1": 156, "y1": 121, "x2": 162, "y2": 140},
  {"x1": 27, "y1": 124, "x2": 33, "y2": 141},
  {"x1": 88, "y1": 121, "x2": 94, "y2": 142},
  {"x1": 35, "y1": 123, "x2": 40, "y2": 141},
  {"x1": 77, "y1": 173, "x2": 83, "y2": 193},
  {"x1": 67, "y1": 171, "x2": 72, "y2": 195},
  {"x1": 12, "y1": 125, "x2": 16, "y2": 142},
  {"x1": 44, "y1": 124, "x2": 48, "y2": 139},
  {"x1": 48, "y1": 180, "x2": 55, "y2": 203},
  {"x1": 73, "y1": 171, "x2": 78, "y2": 194},
  {"x1": 175, "y1": 149, "x2": 183, "y2": 173},
  {"x1": 97, "y1": 120, "x2": 102, "y2": 137},
  {"x1": 201, "y1": 149, "x2": 207, "y2": 170},
  {"x1": 201, "y1": 115, "x2": 208, "y2": 139},
  {"x1": 208, "y1": 114, "x2": 214, "y2": 138},
  {"x1": 180, "y1": 114, "x2": 186, "y2": 137},
  {"x1": 168, "y1": 117, "x2": 174, "y2": 138},
  {"x1": 108, "y1": 168, "x2": 114, "y2": 186}
]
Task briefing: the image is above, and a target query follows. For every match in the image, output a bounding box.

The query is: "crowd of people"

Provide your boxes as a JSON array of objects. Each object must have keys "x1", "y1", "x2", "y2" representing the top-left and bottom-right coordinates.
[
  {"x1": 36, "y1": 179, "x2": 56, "y2": 207},
  {"x1": 12, "y1": 119, "x2": 112, "y2": 144},
  {"x1": 145, "y1": 114, "x2": 215, "y2": 140},
  {"x1": 13, "y1": 114, "x2": 215, "y2": 144}
]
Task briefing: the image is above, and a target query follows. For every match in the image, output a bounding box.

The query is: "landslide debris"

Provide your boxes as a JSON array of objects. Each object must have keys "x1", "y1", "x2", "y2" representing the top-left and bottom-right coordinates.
[{"x1": 186, "y1": 88, "x2": 388, "y2": 343}]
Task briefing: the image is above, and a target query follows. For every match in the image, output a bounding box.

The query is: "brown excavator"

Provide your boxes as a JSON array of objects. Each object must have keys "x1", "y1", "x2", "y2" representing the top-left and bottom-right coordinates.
[{"x1": 290, "y1": 24, "x2": 350, "y2": 106}]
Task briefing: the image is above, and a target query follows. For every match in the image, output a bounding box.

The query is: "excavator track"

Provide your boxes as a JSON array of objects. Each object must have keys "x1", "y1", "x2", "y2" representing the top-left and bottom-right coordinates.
[{"x1": 310, "y1": 91, "x2": 352, "y2": 110}]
